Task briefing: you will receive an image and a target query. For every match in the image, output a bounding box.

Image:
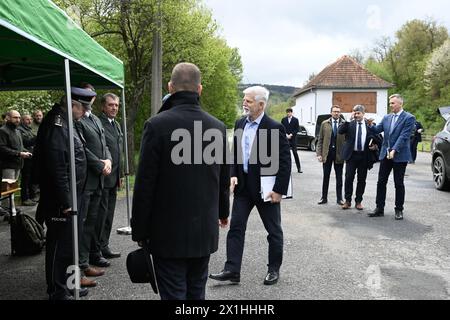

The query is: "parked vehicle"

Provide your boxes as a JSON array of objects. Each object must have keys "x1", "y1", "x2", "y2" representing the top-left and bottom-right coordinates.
[
  {"x1": 431, "y1": 107, "x2": 450, "y2": 190},
  {"x1": 295, "y1": 124, "x2": 316, "y2": 151}
]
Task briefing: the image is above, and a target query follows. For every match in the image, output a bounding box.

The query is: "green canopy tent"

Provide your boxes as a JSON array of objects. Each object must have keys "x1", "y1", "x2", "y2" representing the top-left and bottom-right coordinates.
[{"x1": 0, "y1": 0, "x2": 132, "y2": 299}]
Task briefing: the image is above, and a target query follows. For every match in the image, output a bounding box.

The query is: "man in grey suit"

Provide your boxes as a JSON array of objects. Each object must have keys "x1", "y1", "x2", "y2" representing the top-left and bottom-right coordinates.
[
  {"x1": 97, "y1": 93, "x2": 123, "y2": 259},
  {"x1": 76, "y1": 84, "x2": 113, "y2": 279}
]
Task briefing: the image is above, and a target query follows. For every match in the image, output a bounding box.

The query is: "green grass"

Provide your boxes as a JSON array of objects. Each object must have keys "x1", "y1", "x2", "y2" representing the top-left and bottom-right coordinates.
[
  {"x1": 417, "y1": 141, "x2": 431, "y2": 153},
  {"x1": 117, "y1": 175, "x2": 135, "y2": 198}
]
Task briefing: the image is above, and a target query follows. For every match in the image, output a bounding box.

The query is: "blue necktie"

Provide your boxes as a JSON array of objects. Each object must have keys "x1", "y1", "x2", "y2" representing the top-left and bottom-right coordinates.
[
  {"x1": 357, "y1": 122, "x2": 362, "y2": 151},
  {"x1": 389, "y1": 114, "x2": 397, "y2": 135},
  {"x1": 333, "y1": 120, "x2": 337, "y2": 136}
]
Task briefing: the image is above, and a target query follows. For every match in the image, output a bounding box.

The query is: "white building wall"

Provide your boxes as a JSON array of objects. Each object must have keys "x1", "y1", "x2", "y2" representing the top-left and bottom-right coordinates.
[{"x1": 293, "y1": 92, "x2": 315, "y2": 124}]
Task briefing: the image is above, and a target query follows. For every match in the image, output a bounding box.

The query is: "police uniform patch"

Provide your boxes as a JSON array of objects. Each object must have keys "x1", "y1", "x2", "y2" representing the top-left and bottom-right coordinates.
[{"x1": 54, "y1": 115, "x2": 63, "y2": 127}]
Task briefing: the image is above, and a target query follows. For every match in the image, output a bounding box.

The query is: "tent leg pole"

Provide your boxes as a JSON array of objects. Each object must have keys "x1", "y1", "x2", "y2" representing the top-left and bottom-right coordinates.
[
  {"x1": 117, "y1": 89, "x2": 132, "y2": 236},
  {"x1": 64, "y1": 59, "x2": 80, "y2": 300}
]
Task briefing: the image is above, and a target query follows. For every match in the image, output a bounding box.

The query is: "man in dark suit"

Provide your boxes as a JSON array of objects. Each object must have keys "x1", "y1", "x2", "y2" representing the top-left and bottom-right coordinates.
[
  {"x1": 281, "y1": 108, "x2": 302, "y2": 173},
  {"x1": 75, "y1": 84, "x2": 112, "y2": 285},
  {"x1": 97, "y1": 93, "x2": 123, "y2": 259},
  {"x1": 410, "y1": 120, "x2": 423, "y2": 164},
  {"x1": 339, "y1": 105, "x2": 380, "y2": 211},
  {"x1": 368, "y1": 94, "x2": 416, "y2": 220},
  {"x1": 316, "y1": 105, "x2": 346, "y2": 205},
  {"x1": 131, "y1": 62, "x2": 230, "y2": 300},
  {"x1": 209, "y1": 86, "x2": 291, "y2": 286}
]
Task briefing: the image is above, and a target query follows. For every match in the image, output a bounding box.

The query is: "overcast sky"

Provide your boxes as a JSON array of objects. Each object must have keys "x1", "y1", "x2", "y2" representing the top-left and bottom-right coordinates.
[{"x1": 203, "y1": 0, "x2": 450, "y2": 87}]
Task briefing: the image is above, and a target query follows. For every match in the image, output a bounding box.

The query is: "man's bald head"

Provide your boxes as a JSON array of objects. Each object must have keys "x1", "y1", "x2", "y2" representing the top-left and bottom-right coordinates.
[{"x1": 168, "y1": 63, "x2": 202, "y2": 94}]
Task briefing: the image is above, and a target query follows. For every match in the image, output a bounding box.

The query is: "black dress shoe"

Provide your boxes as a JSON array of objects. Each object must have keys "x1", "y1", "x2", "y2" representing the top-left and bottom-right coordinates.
[
  {"x1": 90, "y1": 257, "x2": 111, "y2": 268},
  {"x1": 395, "y1": 209, "x2": 403, "y2": 220},
  {"x1": 49, "y1": 294, "x2": 74, "y2": 301},
  {"x1": 317, "y1": 199, "x2": 328, "y2": 205},
  {"x1": 263, "y1": 271, "x2": 279, "y2": 285},
  {"x1": 209, "y1": 270, "x2": 240, "y2": 283},
  {"x1": 102, "y1": 248, "x2": 121, "y2": 259},
  {"x1": 368, "y1": 208, "x2": 384, "y2": 217}
]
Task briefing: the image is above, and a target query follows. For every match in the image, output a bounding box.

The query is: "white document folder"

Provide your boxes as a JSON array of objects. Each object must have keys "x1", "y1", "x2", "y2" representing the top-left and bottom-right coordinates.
[{"x1": 260, "y1": 175, "x2": 293, "y2": 202}]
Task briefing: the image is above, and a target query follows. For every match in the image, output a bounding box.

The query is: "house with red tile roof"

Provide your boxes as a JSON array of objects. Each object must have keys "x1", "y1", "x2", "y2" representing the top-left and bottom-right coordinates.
[{"x1": 292, "y1": 55, "x2": 394, "y2": 125}]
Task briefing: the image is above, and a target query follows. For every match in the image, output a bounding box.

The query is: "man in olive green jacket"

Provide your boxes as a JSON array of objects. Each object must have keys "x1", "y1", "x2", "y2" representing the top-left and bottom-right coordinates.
[{"x1": 316, "y1": 105, "x2": 345, "y2": 205}]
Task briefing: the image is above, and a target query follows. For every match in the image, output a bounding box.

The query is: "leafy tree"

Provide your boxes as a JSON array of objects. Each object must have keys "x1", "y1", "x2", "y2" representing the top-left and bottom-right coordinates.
[
  {"x1": 392, "y1": 19, "x2": 448, "y2": 89},
  {"x1": 51, "y1": 0, "x2": 242, "y2": 172},
  {"x1": 424, "y1": 39, "x2": 450, "y2": 99}
]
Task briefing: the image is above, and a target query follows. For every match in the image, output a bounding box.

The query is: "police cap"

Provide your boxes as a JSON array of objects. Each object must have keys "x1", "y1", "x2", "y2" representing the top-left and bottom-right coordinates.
[{"x1": 71, "y1": 87, "x2": 97, "y2": 105}]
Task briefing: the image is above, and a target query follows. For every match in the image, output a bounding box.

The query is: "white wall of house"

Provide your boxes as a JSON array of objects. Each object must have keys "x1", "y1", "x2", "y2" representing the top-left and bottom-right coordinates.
[
  {"x1": 293, "y1": 89, "x2": 389, "y2": 125},
  {"x1": 293, "y1": 92, "x2": 315, "y2": 124}
]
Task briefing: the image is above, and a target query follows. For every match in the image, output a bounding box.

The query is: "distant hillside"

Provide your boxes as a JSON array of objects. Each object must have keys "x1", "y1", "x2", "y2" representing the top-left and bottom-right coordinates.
[
  {"x1": 238, "y1": 84, "x2": 299, "y2": 121},
  {"x1": 239, "y1": 84, "x2": 298, "y2": 96}
]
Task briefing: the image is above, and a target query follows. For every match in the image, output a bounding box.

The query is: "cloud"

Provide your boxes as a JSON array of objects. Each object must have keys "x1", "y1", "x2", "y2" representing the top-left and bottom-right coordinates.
[
  {"x1": 366, "y1": 5, "x2": 382, "y2": 30},
  {"x1": 204, "y1": 0, "x2": 450, "y2": 86}
]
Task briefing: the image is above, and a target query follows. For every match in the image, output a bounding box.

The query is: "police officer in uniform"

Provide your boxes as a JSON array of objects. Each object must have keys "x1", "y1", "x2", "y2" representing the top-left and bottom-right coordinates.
[{"x1": 34, "y1": 88, "x2": 95, "y2": 300}]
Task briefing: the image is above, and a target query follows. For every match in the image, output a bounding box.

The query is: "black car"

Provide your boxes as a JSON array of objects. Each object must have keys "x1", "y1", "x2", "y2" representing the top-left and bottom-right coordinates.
[
  {"x1": 296, "y1": 114, "x2": 346, "y2": 152},
  {"x1": 295, "y1": 124, "x2": 316, "y2": 151},
  {"x1": 431, "y1": 107, "x2": 450, "y2": 190}
]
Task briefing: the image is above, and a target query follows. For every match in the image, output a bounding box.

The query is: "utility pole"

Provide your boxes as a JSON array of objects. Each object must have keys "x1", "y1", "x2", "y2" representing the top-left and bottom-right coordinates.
[{"x1": 151, "y1": 0, "x2": 162, "y2": 116}]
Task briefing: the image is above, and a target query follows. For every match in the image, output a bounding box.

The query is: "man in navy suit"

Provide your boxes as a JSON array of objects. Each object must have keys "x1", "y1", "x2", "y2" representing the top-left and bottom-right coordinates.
[
  {"x1": 209, "y1": 86, "x2": 291, "y2": 286},
  {"x1": 368, "y1": 94, "x2": 415, "y2": 220},
  {"x1": 281, "y1": 108, "x2": 302, "y2": 173},
  {"x1": 339, "y1": 105, "x2": 380, "y2": 211}
]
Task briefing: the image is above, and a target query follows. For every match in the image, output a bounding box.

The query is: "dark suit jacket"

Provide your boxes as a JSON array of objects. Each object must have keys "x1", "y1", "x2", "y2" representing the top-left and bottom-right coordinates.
[
  {"x1": 76, "y1": 113, "x2": 112, "y2": 191},
  {"x1": 281, "y1": 116, "x2": 300, "y2": 146},
  {"x1": 98, "y1": 113, "x2": 123, "y2": 189},
  {"x1": 131, "y1": 91, "x2": 230, "y2": 259},
  {"x1": 339, "y1": 121, "x2": 373, "y2": 160},
  {"x1": 231, "y1": 114, "x2": 291, "y2": 201}
]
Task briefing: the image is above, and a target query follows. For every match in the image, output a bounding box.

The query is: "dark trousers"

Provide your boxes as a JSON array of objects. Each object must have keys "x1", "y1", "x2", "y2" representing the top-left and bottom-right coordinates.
[
  {"x1": 45, "y1": 193, "x2": 84, "y2": 299},
  {"x1": 344, "y1": 152, "x2": 369, "y2": 204},
  {"x1": 376, "y1": 159, "x2": 408, "y2": 211},
  {"x1": 225, "y1": 188, "x2": 283, "y2": 274},
  {"x1": 45, "y1": 217, "x2": 72, "y2": 299},
  {"x1": 79, "y1": 188, "x2": 102, "y2": 269},
  {"x1": 289, "y1": 142, "x2": 301, "y2": 172},
  {"x1": 20, "y1": 159, "x2": 35, "y2": 201},
  {"x1": 153, "y1": 256, "x2": 210, "y2": 300},
  {"x1": 410, "y1": 139, "x2": 419, "y2": 162},
  {"x1": 97, "y1": 186, "x2": 117, "y2": 252},
  {"x1": 322, "y1": 150, "x2": 343, "y2": 201}
]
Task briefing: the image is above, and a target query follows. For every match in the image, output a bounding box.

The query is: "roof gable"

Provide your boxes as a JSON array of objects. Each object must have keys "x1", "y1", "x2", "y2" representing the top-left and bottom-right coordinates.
[{"x1": 294, "y1": 55, "x2": 394, "y2": 97}]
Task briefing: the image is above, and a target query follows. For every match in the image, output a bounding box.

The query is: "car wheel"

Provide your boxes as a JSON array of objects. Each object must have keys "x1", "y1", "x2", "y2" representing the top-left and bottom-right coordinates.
[
  {"x1": 309, "y1": 139, "x2": 316, "y2": 152},
  {"x1": 433, "y1": 156, "x2": 450, "y2": 190}
]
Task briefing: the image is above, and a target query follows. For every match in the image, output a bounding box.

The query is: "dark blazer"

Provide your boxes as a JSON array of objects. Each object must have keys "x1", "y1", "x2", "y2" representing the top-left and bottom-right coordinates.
[
  {"x1": 98, "y1": 113, "x2": 123, "y2": 189},
  {"x1": 231, "y1": 114, "x2": 291, "y2": 200},
  {"x1": 0, "y1": 123, "x2": 24, "y2": 170},
  {"x1": 281, "y1": 116, "x2": 300, "y2": 145},
  {"x1": 76, "y1": 113, "x2": 112, "y2": 191},
  {"x1": 412, "y1": 121, "x2": 423, "y2": 142},
  {"x1": 339, "y1": 120, "x2": 382, "y2": 169},
  {"x1": 339, "y1": 120, "x2": 374, "y2": 161},
  {"x1": 33, "y1": 104, "x2": 86, "y2": 224},
  {"x1": 131, "y1": 91, "x2": 230, "y2": 259}
]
